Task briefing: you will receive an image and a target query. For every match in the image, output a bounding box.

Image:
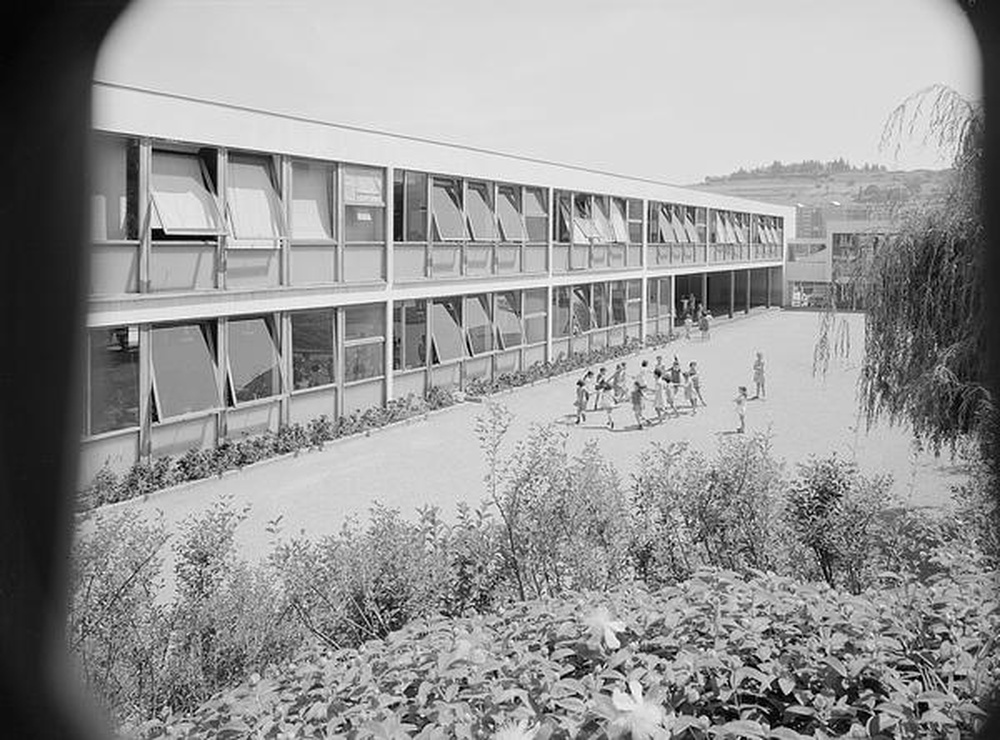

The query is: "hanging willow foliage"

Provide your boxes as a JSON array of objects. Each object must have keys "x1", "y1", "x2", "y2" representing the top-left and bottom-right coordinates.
[{"x1": 857, "y1": 84, "x2": 992, "y2": 455}]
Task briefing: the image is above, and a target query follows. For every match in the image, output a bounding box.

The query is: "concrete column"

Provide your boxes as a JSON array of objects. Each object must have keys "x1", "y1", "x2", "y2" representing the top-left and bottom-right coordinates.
[
  {"x1": 384, "y1": 298, "x2": 394, "y2": 403},
  {"x1": 729, "y1": 269, "x2": 735, "y2": 318},
  {"x1": 745, "y1": 269, "x2": 751, "y2": 313},
  {"x1": 766, "y1": 268, "x2": 772, "y2": 308},
  {"x1": 700, "y1": 272, "x2": 708, "y2": 314}
]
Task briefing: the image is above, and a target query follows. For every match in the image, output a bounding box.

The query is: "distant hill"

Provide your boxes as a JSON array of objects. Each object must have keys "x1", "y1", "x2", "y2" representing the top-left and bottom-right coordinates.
[{"x1": 685, "y1": 159, "x2": 953, "y2": 211}]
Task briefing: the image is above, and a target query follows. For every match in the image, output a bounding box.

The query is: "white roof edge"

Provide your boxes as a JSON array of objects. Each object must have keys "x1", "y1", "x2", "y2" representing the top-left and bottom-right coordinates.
[{"x1": 91, "y1": 80, "x2": 794, "y2": 219}]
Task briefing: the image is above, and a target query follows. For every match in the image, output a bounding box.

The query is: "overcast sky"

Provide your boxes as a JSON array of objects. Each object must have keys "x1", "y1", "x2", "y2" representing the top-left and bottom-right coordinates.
[{"x1": 95, "y1": 0, "x2": 980, "y2": 185}]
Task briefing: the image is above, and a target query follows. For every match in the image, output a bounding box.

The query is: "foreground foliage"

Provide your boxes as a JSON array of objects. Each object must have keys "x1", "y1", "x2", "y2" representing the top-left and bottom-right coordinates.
[{"x1": 141, "y1": 568, "x2": 999, "y2": 740}]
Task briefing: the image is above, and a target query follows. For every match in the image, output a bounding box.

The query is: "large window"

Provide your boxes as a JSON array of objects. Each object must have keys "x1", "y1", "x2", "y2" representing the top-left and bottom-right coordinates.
[
  {"x1": 694, "y1": 207, "x2": 707, "y2": 244},
  {"x1": 497, "y1": 185, "x2": 527, "y2": 242},
  {"x1": 393, "y1": 170, "x2": 428, "y2": 242},
  {"x1": 592, "y1": 283, "x2": 610, "y2": 327},
  {"x1": 524, "y1": 188, "x2": 548, "y2": 242},
  {"x1": 431, "y1": 297, "x2": 465, "y2": 363},
  {"x1": 393, "y1": 300, "x2": 427, "y2": 371},
  {"x1": 431, "y1": 178, "x2": 468, "y2": 240},
  {"x1": 465, "y1": 294, "x2": 494, "y2": 355},
  {"x1": 226, "y1": 154, "x2": 285, "y2": 244},
  {"x1": 552, "y1": 286, "x2": 571, "y2": 338},
  {"x1": 150, "y1": 150, "x2": 224, "y2": 236},
  {"x1": 494, "y1": 291, "x2": 523, "y2": 349},
  {"x1": 554, "y1": 191, "x2": 572, "y2": 243},
  {"x1": 626, "y1": 279, "x2": 642, "y2": 322},
  {"x1": 343, "y1": 304, "x2": 385, "y2": 381},
  {"x1": 592, "y1": 197, "x2": 614, "y2": 243},
  {"x1": 466, "y1": 181, "x2": 499, "y2": 241},
  {"x1": 571, "y1": 285, "x2": 595, "y2": 333},
  {"x1": 292, "y1": 161, "x2": 335, "y2": 241},
  {"x1": 523, "y1": 289, "x2": 547, "y2": 344},
  {"x1": 291, "y1": 309, "x2": 335, "y2": 390},
  {"x1": 610, "y1": 198, "x2": 629, "y2": 243},
  {"x1": 343, "y1": 167, "x2": 385, "y2": 242},
  {"x1": 610, "y1": 281, "x2": 627, "y2": 325},
  {"x1": 151, "y1": 322, "x2": 220, "y2": 419},
  {"x1": 87, "y1": 327, "x2": 139, "y2": 435},
  {"x1": 228, "y1": 316, "x2": 281, "y2": 403},
  {"x1": 627, "y1": 199, "x2": 644, "y2": 243},
  {"x1": 572, "y1": 194, "x2": 599, "y2": 244},
  {"x1": 91, "y1": 136, "x2": 138, "y2": 241}
]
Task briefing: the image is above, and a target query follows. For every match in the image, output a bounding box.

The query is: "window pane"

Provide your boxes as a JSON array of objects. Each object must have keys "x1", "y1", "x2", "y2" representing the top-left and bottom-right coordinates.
[
  {"x1": 497, "y1": 186, "x2": 527, "y2": 241},
  {"x1": 344, "y1": 304, "x2": 385, "y2": 340},
  {"x1": 495, "y1": 291, "x2": 523, "y2": 349},
  {"x1": 466, "y1": 182, "x2": 499, "y2": 241},
  {"x1": 627, "y1": 279, "x2": 641, "y2": 301},
  {"x1": 658, "y1": 277, "x2": 672, "y2": 311},
  {"x1": 229, "y1": 316, "x2": 280, "y2": 403},
  {"x1": 152, "y1": 323, "x2": 220, "y2": 418},
  {"x1": 292, "y1": 162, "x2": 334, "y2": 240},
  {"x1": 431, "y1": 178, "x2": 468, "y2": 240},
  {"x1": 394, "y1": 300, "x2": 427, "y2": 371},
  {"x1": 524, "y1": 288, "x2": 547, "y2": 315},
  {"x1": 89, "y1": 327, "x2": 139, "y2": 434},
  {"x1": 572, "y1": 195, "x2": 599, "y2": 244},
  {"x1": 150, "y1": 152, "x2": 223, "y2": 234},
  {"x1": 406, "y1": 171, "x2": 428, "y2": 241},
  {"x1": 393, "y1": 171, "x2": 405, "y2": 242},
  {"x1": 610, "y1": 198, "x2": 629, "y2": 243},
  {"x1": 524, "y1": 188, "x2": 548, "y2": 242},
  {"x1": 91, "y1": 137, "x2": 138, "y2": 241},
  {"x1": 292, "y1": 309, "x2": 334, "y2": 389},
  {"x1": 554, "y1": 192, "x2": 571, "y2": 243},
  {"x1": 552, "y1": 286, "x2": 571, "y2": 338},
  {"x1": 431, "y1": 298, "x2": 465, "y2": 363},
  {"x1": 658, "y1": 205, "x2": 675, "y2": 243},
  {"x1": 524, "y1": 315, "x2": 546, "y2": 344},
  {"x1": 592, "y1": 197, "x2": 614, "y2": 243},
  {"x1": 593, "y1": 283, "x2": 610, "y2": 327},
  {"x1": 571, "y1": 285, "x2": 594, "y2": 333},
  {"x1": 465, "y1": 294, "x2": 494, "y2": 354},
  {"x1": 647, "y1": 279, "x2": 659, "y2": 317},
  {"x1": 345, "y1": 343, "x2": 384, "y2": 381},
  {"x1": 343, "y1": 166, "x2": 384, "y2": 205},
  {"x1": 671, "y1": 206, "x2": 689, "y2": 243},
  {"x1": 611, "y1": 281, "x2": 626, "y2": 324},
  {"x1": 227, "y1": 155, "x2": 284, "y2": 241},
  {"x1": 345, "y1": 205, "x2": 385, "y2": 242}
]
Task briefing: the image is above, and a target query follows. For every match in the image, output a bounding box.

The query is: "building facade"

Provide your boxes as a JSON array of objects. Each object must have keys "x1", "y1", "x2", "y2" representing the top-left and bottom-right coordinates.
[
  {"x1": 82, "y1": 82, "x2": 791, "y2": 481},
  {"x1": 785, "y1": 205, "x2": 892, "y2": 308}
]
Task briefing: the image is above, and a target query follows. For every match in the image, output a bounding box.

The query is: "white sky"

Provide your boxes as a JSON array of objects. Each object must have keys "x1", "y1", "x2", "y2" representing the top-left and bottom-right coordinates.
[{"x1": 95, "y1": 0, "x2": 981, "y2": 185}]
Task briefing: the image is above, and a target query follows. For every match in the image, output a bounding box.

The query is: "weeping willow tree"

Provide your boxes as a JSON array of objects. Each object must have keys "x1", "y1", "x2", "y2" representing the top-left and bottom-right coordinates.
[{"x1": 859, "y1": 84, "x2": 991, "y2": 457}]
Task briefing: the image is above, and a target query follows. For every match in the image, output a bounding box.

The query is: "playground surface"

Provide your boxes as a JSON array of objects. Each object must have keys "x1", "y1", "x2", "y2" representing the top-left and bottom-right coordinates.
[{"x1": 82, "y1": 310, "x2": 969, "y2": 596}]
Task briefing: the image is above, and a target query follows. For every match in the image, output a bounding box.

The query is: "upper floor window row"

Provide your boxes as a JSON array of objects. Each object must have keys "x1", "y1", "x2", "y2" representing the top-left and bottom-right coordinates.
[
  {"x1": 647, "y1": 202, "x2": 706, "y2": 245},
  {"x1": 393, "y1": 171, "x2": 548, "y2": 244},
  {"x1": 553, "y1": 192, "x2": 640, "y2": 245},
  {"x1": 91, "y1": 135, "x2": 386, "y2": 245}
]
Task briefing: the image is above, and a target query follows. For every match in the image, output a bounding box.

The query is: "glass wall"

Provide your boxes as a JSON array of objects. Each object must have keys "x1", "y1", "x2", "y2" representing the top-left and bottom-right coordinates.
[
  {"x1": 90, "y1": 136, "x2": 140, "y2": 295},
  {"x1": 86, "y1": 326, "x2": 139, "y2": 435}
]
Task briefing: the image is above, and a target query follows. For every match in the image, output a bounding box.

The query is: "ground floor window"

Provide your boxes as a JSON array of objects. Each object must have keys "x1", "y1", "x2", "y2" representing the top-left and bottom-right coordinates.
[
  {"x1": 227, "y1": 315, "x2": 281, "y2": 403},
  {"x1": 151, "y1": 322, "x2": 220, "y2": 420},
  {"x1": 343, "y1": 304, "x2": 385, "y2": 381},
  {"x1": 393, "y1": 300, "x2": 427, "y2": 371},
  {"x1": 430, "y1": 297, "x2": 465, "y2": 364},
  {"x1": 291, "y1": 309, "x2": 335, "y2": 390},
  {"x1": 87, "y1": 326, "x2": 139, "y2": 435}
]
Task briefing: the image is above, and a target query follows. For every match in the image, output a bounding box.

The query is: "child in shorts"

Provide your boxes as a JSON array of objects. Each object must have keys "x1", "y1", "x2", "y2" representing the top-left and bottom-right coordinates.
[
  {"x1": 752, "y1": 352, "x2": 766, "y2": 400},
  {"x1": 630, "y1": 380, "x2": 646, "y2": 430},
  {"x1": 734, "y1": 385, "x2": 748, "y2": 433}
]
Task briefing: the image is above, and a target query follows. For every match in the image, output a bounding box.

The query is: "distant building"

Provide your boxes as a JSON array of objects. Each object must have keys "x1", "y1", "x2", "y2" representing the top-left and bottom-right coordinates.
[{"x1": 785, "y1": 204, "x2": 894, "y2": 309}]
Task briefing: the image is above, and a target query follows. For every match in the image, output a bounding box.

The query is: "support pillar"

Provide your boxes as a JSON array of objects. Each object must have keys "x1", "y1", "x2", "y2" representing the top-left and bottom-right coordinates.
[
  {"x1": 745, "y1": 270, "x2": 751, "y2": 313},
  {"x1": 729, "y1": 269, "x2": 735, "y2": 318},
  {"x1": 700, "y1": 272, "x2": 708, "y2": 314},
  {"x1": 766, "y1": 268, "x2": 772, "y2": 308}
]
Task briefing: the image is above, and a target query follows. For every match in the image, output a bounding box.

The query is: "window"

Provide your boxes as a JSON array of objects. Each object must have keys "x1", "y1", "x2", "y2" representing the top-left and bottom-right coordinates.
[
  {"x1": 571, "y1": 285, "x2": 594, "y2": 333},
  {"x1": 674, "y1": 206, "x2": 693, "y2": 243},
  {"x1": 150, "y1": 151, "x2": 224, "y2": 235},
  {"x1": 430, "y1": 297, "x2": 465, "y2": 363},
  {"x1": 343, "y1": 166, "x2": 385, "y2": 242},
  {"x1": 658, "y1": 204, "x2": 676, "y2": 243},
  {"x1": 495, "y1": 291, "x2": 523, "y2": 349},
  {"x1": 610, "y1": 281, "x2": 626, "y2": 325},
  {"x1": 523, "y1": 289, "x2": 547, "y2": 344},
  {"x1": 626, "y1": 279, "x2": 642, "y2": 322},
  {"x1": 523, "y1": 187, "x2": 548, "y2": 242},
  {"x1": 610, "y1": 198, "x2": 629, "y2": 243},
  {"x1": 657, "y1": 277, "x2": 672, "y2": 315},
  {"x1": 393, "y1": 300, "x2": 427, "y2": 371},
  {"x1": 466, "y1": 181, "x2": 499, "y2": 241},
  {"x1": 228, "y1": 316, "x2": 281, "y2": 403},
  {"x1": 592, "y1": 282, "x2": 610, "y2": 327},
  {"x1": 343, "y1": 304, "x2": 385, "y2": 381},
  {"x1": 87, "y1": 326, "x2": 139, "y2": 435},
  {"x1": 554, "y1": 191, "x2": 572, "y2": 243},
  {"x1": 291, "y1": 309, "x2": 335, "y2": 389},
  {"x1": 497, "y1": 185, "x2": 527, "y2": 241},
  {"x1": 647, "y1": 202, "x2": 661, "y2": 244},
  {"x1": 431, "y1": 177, "x2": 468, "y2": 240},
  {"x1": 91, "y1": 136, "x2": 138, "y2": 241},
  {"x1": 572, "y1": 194, "x2": 599, "y2": 244},
  {"x1": 226, "y1": 154, "x2": 285, "y2": 244},
  {"x1": 292, "y1": 161, "x2": 335, "y2": 241},
  {"x1": 647, "y1": 277, "x2": 659, "y2": 318},
  {"x1": 627, "y1": 199, "x2": 644, "y2": 243},
  {"x1": 733, "y1": 213, "x2": 746, "y2": 244},
  {"x1": 151, "y1": 322, "x2": 220, "y2": 419},
  {"x1": 552, "y1": 287, "x2": 571, "y2": 338},
  {"x1": 394, "y1": 170, "x2": 429, "y2": 242},
  {"x1": 592, "y1": 197, "x2": 614, "y2": 243},
  {"x1": 465, "y1": 294, "x2": 494, "y2": 354},
  {"x1": 694, "y1": 207, "x2": 707, "y2": 243}
]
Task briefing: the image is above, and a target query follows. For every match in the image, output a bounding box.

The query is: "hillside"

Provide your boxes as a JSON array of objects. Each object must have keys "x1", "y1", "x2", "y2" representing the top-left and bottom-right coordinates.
[{"x1": 685, "y1": 164, "x2": 953, "y2": 210}]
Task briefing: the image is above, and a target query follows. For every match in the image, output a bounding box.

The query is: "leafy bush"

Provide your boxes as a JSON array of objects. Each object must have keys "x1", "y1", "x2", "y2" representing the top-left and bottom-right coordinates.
[{"x1": 142, "y1": 568, "x2": 1000, "y2": 739}]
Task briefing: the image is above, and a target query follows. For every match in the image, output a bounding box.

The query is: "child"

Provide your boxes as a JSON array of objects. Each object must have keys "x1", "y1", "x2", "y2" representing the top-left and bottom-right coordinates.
[
  {"x1": 684, "y1": 311, "x2": 693, "y2": 340},
  {"x1": 630, "y1": 380, "x2": 646, "y2": 430},
  {"x1": 669, "y1": 356, "x2": 682, "y2": 387},
  {"x1": 734, "y1": 386, "x2": 748, "y2": 433},
  {"x1": 688, "y1": 361, "x2": 706, "y2": 406},
  {"x1": 698, "y1": 310, "x2": 710, "y2": 341},
  {"x1": 752, "y1": 352, "x2": 766, "y2": 400},
  {"x1": 593, "y1": 366, "x2": 609, "y2": 410},
  {"x1": 575, "y1": 371, "x2": 592, "y2": 424},
  {"x1": 610, "y1": 362, "x2": 626, "y2": 403},
  {"x1": 652, "y1": 368, "x2": 668, "y2": 423},
  {"x1": 682, "y1": 370, "x2": 698, "y2": 415},
  {"x1": 654, "y1": 355, "x2": 666, "y2": 378}
]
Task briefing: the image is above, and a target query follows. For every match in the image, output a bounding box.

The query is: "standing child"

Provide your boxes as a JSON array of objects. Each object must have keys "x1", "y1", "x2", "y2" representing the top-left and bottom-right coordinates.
[
  {"x1": 752, "y1": 352, "x2": 766, "y2": 399},
  {"x1": 733, "y1": 386, "x2": 748, "y2": 433},
  {"x1": 630, "y1": 380, "x2": 646, "y2": 430},
  {"x1": 688, "y1": 361, "x2": 706, "y2": 406},
  {"x1": 593, "y1": 367, "x2": 608, "y2": 410},
  {"x1": 698, "y1": 310, "x2": 710, "y2": 341},
  {"x1": 611, "y1": 362, "x2": 626, "y2": 403},
  {"x1": 682, "y1": 370, "x2": 698, "y2": 415},
  {"x1": 684, "y1": 311, "x2": 693, "y2": 340},
  {"x1": 575, "y1": 371, "x2": 592, "y2": 424},
  {"x1": 652, "y1": 369, "x2": 668, "y2": 424}
]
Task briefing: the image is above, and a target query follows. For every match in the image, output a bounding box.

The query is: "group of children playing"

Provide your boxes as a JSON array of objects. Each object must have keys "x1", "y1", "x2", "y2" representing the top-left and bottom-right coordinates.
[{"x1": 574, "y1": 350, "x2": 767, "y2": 433}]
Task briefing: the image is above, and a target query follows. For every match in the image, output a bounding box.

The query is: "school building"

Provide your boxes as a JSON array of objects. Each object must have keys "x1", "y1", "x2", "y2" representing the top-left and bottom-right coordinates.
[{"x1": 81, "y1": 81, "x2": 792, "y2": 480}]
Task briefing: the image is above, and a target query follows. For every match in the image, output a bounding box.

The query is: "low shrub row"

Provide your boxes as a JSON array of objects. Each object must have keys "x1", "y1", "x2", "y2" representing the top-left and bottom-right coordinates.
[
  {"x1": 141, "y1": 568, "x2": 1000, "y2": 739},
  {"x1": 78, "y1": 390, "x2": 457, "y2": 512}
]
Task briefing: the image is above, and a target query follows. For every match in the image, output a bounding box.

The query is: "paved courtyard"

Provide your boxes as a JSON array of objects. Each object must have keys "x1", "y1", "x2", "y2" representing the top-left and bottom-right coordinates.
[{"x1": 83, "y1": 310, "x2": 968, "y2": 596}]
